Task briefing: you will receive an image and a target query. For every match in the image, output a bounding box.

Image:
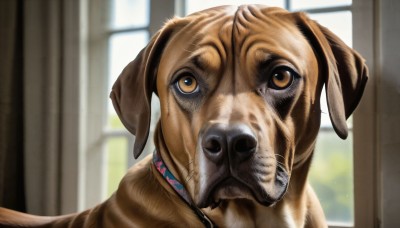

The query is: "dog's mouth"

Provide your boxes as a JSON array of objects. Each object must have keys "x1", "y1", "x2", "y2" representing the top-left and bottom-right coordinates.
[
  {"x1": 206, "y1": 177, "x2": 257, "y2": 208},
  {"x1": 196, "y1": 165, "x2": 289, "y2": 209},
  {"x1": 195, "y1": 123, "x2": 290, "y2": 209}
]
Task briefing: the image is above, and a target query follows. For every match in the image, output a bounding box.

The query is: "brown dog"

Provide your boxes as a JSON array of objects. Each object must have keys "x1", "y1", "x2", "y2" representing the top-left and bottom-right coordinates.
[{"x1": 0, "y1": 5, "x2": 367, "y2": 228}]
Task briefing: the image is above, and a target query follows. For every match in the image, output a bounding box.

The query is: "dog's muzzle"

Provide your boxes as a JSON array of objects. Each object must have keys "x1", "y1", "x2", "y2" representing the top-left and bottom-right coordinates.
[{"x1": 196, "y1": 123, "x2": 289, "y2": 208}]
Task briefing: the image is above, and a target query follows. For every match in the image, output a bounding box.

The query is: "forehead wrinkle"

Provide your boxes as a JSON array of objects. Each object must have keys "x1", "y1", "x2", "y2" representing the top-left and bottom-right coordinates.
[
  {"x1": 183, "y1": 15, "x2": 234, "y2": 60},
  {"x1": 231, "y1": 11, "x2": 311, "y2": 75},
  {"x1": 244, "y1": 41, "x2": 306, "y2": 72},
  {"x1": 175, "y1": 11, "x2": 232, "y2": 44},
  {"x1": 232, "y1": 5, "x2": 295, "y2": 47},
  {"x1": 189, "y1": 46, "x2": 222, "y2": 73}
]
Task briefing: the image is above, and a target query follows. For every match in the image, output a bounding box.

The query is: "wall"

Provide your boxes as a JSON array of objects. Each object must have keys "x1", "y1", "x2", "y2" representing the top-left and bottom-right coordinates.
[{"x1": 378, "y1": 0, "x2": 400, "y2": 227}]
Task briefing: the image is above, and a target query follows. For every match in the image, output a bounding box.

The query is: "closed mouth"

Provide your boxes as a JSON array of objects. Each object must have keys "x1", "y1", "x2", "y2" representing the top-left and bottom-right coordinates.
[
  {"x1": 212, "y1": 177, "x2": 255, "y2": 200},
  {"x1": 196, "y1": 165, "x2": 289, "y2": 209}
]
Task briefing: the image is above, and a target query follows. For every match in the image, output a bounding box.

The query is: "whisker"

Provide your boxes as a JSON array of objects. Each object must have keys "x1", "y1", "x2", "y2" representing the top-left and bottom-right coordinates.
[
  {"x1": 275, "y1": 154, "x2": 286, "y2": 160},
  {"x1": 276, "y1": 161, "x2": 286, "y2": 167}
]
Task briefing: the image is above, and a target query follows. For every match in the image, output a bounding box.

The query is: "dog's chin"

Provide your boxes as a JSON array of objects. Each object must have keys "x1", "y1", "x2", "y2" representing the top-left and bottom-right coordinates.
[
  {"x1": 196, "y1": 174, "x2": 288, "y2": 209},
  {"x1": 212, "y1": 178, "x2": 255, "y2": 202}
]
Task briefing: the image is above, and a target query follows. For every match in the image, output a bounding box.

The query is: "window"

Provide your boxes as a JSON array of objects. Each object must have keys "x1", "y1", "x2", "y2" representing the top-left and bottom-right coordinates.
[
  {"x1": 106, "y1": 0, "x2": 151, "y2": 197},
  {"x1": 87, "y1": 0, "x2": 360, "y2": 227},
  {"x1": 85, "y1": 0, "x2": 153, "y2": 208},
  {"x1": 85, "y1": 0, "x2": 173, "y2": 209}
]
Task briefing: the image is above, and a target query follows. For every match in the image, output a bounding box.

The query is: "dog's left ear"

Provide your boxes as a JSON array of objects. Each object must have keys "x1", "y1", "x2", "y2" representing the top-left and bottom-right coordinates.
[
  {"x1": 295, "y1": 12, "x2": 368, "y2": 139},
  {"x1": 110, "y1": 19, "x2": 179, "y2": 158}
]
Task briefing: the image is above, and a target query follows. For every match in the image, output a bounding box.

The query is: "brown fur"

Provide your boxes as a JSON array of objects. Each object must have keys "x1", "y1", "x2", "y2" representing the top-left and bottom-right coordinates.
[{"x1": 0, "y1": 5, "x2": 367, "y2": 228}]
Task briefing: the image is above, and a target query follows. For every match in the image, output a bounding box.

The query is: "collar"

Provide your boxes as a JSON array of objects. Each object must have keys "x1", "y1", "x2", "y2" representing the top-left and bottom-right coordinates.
[{"x1": 152, "y1": 150, "x2": 215, "y2": 228}]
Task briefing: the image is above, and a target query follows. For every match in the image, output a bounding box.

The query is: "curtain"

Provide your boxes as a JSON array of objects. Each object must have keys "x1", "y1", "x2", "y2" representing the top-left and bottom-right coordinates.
[
  {"x1": 23, "y1": 0, "x2": 65, "y2": 216},
  {"x1": 0, "y1": 0, "x2": 83, "y2": 216},
  {"x1": 0, "y1": 0, "x2": 26, "y2": 213}
]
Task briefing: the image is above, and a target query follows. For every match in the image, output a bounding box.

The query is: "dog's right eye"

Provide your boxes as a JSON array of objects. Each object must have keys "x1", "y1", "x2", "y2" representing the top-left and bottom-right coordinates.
[{"x1": 176, "y1": 75, "x2": 199, "y2": 94}]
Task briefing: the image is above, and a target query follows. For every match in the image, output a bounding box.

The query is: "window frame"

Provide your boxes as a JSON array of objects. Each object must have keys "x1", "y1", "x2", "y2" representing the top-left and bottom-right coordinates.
[{"x1": 352, "y1": 0, "x2": 377, "y2": 227}]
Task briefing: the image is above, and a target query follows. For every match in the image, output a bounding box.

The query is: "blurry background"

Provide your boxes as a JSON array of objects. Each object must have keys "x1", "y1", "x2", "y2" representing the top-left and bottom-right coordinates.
[{"x1": 0, "y1": 0, "x2": 398, "y2": 228}]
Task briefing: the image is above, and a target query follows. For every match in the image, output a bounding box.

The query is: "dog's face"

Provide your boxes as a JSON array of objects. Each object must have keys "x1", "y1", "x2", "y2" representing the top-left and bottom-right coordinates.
[
  {"x1": 156, "y1": 6, "x2": 321, "y2": 208},
  {"x1": 111, "y1": 5, "x2": 367, "y2": 209}
]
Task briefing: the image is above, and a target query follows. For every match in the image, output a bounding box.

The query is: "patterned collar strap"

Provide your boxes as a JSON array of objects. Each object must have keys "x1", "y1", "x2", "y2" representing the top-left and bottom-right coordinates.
[{"x1": 153, "y1": 150, "x2": 215, "y2": 228}]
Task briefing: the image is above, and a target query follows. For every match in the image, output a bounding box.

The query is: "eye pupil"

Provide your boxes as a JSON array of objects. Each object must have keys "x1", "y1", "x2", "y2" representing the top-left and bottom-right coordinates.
[
  {"x1": 184, "y1": 78, "x2": 193, "y2": 86},
  {"x1": 274, "y1": 73, "x2": 284, "y2": 81}
]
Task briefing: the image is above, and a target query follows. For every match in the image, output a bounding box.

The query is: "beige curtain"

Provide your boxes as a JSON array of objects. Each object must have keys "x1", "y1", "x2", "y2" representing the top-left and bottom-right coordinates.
[{"x1": 0, "y1": 0, "x2": 84, "y2": 216}]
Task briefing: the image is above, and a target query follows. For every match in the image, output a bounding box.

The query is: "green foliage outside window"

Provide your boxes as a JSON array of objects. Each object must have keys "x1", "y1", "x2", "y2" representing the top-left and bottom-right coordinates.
[{"x1": 310, "y1": 131, "x2": 354, "y2": 224}]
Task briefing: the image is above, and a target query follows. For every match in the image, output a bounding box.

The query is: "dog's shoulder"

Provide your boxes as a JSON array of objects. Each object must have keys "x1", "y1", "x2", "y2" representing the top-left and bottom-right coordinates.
[{"x1": 102, "y1": 155, "x2": 204, "y2": 227}]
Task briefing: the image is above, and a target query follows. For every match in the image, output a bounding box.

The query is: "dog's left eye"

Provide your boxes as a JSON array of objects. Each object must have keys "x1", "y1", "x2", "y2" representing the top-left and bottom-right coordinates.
[
  {"x1": 269, "y1": 68, "x2": 295, "y2": 90},
  {"x1": 176, "y1": 75, "x2": 199, "y2": 94}
]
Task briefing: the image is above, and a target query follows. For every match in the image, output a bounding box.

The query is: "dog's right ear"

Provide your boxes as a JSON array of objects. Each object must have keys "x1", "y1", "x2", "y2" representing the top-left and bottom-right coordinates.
[
  {"x1": 294, "y1": 12, "x2": 368, "y2": 139},
  {"x1": 110, "y1": 19, "x2": 180, "y2": 159}
]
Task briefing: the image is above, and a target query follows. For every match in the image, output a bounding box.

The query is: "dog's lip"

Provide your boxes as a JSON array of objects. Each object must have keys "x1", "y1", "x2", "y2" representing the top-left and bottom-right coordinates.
[
  {"x1": 212, "y1": 177, "x2": 255, "y2": 201},
  {"x1": 196, "y1": 177, "x2": 254, "y2": 208},
  {"x1": 196, "y1": 166, "x2": 290, "y2": 208}
]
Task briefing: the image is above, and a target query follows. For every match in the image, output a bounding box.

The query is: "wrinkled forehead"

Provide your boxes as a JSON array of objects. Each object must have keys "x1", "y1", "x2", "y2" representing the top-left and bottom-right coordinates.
[
  {"x1": 160, "y1": 5, "x2": 311, "y2": 76},
  {"x1": 233, "y1": 6, "x2": 312, "y2": 72},
  {"x1": 158, "y1": 7, "x2": 233, "y2": 76}
]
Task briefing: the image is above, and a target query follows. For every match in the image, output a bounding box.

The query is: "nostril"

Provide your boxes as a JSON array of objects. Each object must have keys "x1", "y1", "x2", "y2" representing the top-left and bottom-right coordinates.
[
  {"x1": 203, "y1": 137, "x2": 222, "y2": 154},
  {"x1": 234, "y1": 136, "x2": 257, "y2": 154}
]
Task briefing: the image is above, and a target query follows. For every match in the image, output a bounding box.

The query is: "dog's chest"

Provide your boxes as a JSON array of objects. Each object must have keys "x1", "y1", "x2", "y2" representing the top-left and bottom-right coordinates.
[
  {"x1": 255, "y1": 206, "x2": 297, "y2": 228},
  {"x1": 219, "y1": 203, "x2": 298, "y2": 228}
]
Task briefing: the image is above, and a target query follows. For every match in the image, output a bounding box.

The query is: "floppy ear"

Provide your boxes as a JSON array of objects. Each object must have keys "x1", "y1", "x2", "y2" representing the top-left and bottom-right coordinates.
[
  {"x1": 110, "y1": 21, "x2": 177, "y2": 159},
  {"x1": 295, "y1": 13, "x2": 368, "y2": 139}
]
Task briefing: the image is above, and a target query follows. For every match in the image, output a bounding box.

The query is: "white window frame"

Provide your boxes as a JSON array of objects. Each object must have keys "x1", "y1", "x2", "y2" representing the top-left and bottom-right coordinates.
[
  {"x1": 83, "y1": 0, "x2": 378, "y2": 227},
  {"x1": 352, "y1": 0, "x2": 377, "y2": 227}
]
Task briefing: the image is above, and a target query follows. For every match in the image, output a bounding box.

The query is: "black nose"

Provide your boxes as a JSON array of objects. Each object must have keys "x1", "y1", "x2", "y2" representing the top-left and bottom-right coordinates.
[{"x1": 201, "y1": 123, "x2": 257, "y2": 162}]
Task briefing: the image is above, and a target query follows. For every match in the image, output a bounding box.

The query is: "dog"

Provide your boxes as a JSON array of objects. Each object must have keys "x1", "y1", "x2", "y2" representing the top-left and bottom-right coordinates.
[{"x1": 0, "y1": 5, "x2": 367, "y2": 228}]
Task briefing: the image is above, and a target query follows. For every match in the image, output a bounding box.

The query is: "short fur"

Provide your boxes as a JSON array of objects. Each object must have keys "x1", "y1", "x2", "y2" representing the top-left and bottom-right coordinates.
[{"x1": 0, "y1": 5, "x2": 367, "y2": 228}]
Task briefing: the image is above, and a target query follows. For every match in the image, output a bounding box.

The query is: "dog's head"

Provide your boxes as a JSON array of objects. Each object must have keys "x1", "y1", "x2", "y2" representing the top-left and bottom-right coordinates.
[{"x1": 111, "y1": 5, "x2": 367, "y2": 208}]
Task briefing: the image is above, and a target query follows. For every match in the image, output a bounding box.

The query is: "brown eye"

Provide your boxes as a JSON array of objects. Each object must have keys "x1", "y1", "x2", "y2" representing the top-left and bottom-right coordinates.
[
  {"x1": 270, "y1": 69, "x2": 294, "y2": 89},
  {"x1": 177, "y1": 75, "x2": 198, "y2": 94}
]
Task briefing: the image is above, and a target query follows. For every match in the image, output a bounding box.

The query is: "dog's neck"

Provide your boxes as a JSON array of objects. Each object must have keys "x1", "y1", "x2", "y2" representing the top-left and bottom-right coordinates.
[
  {"x1": 152, "y1": 123, "x2": 191, "y2": 189},
  {"x1": 152, "y1": 149, "x2": 215, "y2": 227}
]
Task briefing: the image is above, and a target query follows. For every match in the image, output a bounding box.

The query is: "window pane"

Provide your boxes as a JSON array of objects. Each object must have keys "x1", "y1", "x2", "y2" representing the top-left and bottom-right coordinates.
[
  {"x1": 309, "y1": 11, "x2": 352, "y2": 47},
  {"x1": 310, "y1": 131, "x2": 354, "y2": 224},
  {"x1": 320, "y1": 86, "x2": 331, "y2": 128},
  {"x1": 292, "y1": 0, "x2": 351, "y2": 10},
  {"x1": 110, "y1": 0, "x2": 149, "y2": 29},
  {"x1": 186, "y1": 0, "x2": 284, "y2": 15},
  {"x1": 108, "y1": 31, "x2": 149, "y2": 129},
  {"x1": 106, "y1": 137, "x2": 128, "y2": 197}
]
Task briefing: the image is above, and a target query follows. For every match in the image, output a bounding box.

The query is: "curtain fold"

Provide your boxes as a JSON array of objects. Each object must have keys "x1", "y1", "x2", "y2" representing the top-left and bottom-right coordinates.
[
  {"x1": 24, "y1": 0, "x2": 84, "y2": 216},
  {"x1": 23, "y1": 0, "x2": 64, "y2": 216},
  {"x1": 0, "y1": 0, "x2": 26, "y2": 213},
  {"x1": 0, "y1": 0, "x2": 83, "y2": 216}
]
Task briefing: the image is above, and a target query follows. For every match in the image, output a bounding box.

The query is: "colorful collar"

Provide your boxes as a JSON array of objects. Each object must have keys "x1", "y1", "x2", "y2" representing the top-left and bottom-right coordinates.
[{"x1": 153, "y1": 150, "x2": 215, "y2": 228}]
